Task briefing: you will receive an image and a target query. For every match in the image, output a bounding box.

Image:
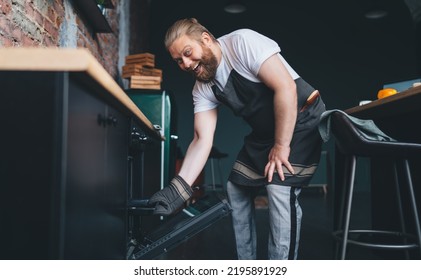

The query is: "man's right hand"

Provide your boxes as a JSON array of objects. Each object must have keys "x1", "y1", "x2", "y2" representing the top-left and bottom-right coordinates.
[{"x1": 147, "y1": 175, "x2": 193, "y2": 215}]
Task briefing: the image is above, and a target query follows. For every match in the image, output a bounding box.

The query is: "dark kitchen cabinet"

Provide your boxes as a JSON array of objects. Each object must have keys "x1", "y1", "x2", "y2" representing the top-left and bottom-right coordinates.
[
  {"x1": 0, "y1": 49, "x2": 162, "y2": 259},
  {"x1": 0, "y1": 71, "x2": 127, "y2": 259},
  {"x1": 63, "y1": 79, "x2": 129, "y2": 259}
]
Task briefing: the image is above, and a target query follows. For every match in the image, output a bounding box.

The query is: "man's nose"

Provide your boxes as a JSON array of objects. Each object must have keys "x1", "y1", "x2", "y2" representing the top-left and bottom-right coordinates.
[{"x1": 182, "y1": 57, "x2": 192, "y2": 70}]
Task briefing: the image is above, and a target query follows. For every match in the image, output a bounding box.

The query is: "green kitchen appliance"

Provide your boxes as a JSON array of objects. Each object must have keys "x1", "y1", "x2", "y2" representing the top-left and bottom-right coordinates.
[{"x1": 127, "y1": 89, "x2": 177, "y2": 188}]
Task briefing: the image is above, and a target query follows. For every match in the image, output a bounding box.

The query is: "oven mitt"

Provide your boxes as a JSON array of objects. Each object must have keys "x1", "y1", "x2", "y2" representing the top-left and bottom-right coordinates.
[{"x1": 148, "y1": 175, "x2": 193, "y2": 216}]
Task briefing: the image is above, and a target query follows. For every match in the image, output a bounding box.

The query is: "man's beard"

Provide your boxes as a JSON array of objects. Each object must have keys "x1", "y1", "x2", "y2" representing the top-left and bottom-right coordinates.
[{"x1": 193, "y1": 47, "x2": 218, "y2": 83}]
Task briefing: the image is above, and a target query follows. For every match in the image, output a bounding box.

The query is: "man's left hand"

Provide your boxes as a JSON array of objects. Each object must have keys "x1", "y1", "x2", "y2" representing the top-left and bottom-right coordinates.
[{"x1": 264, "y1": 144, "x2": 295, "y2": 182}]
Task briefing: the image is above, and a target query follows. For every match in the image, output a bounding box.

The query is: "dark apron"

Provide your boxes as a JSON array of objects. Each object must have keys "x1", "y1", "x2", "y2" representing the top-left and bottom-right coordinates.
[{"x1": 212, "y1": 70, "x2": 326, "y2": 187}]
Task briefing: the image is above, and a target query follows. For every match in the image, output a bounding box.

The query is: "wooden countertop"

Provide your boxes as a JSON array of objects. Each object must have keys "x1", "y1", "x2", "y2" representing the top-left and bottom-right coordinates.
[
  {"x1": 345, "y1": 84, "x2": 421, "y2": 119},
  {"x1": 0, "y1": 47, "x2": 162, "y2": 139}
]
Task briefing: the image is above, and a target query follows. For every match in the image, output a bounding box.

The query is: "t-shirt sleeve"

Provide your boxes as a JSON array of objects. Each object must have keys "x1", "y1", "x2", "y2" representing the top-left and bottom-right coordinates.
[
  {"x1": 231, "y1": 29, "x2": 281, "y2": 76},
  {"x1": 192, "y1": 82, "x2": 220, "y2": 114},
  {"x1": 225, "y1": 29, "x2": 299, "y2": 80}
]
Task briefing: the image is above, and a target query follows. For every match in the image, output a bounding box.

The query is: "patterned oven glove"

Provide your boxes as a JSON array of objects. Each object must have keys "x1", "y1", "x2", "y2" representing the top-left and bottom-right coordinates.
[{"x1": 148, "y1": 175, "x2": 193, "y2": 215}]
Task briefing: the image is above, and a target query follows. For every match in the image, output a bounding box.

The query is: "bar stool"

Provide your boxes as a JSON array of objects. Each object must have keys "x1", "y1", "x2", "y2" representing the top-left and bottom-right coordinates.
[{"x1": 329, "y1": 111, "x2": 421, "y2": 259}]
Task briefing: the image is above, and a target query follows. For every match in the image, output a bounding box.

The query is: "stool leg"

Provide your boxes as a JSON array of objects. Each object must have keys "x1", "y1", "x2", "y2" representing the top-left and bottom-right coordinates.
[
  {"x1": 217, "y1": 159, "x2": 224, "y2": 189},
  {"x1": 393, "y1": 162, "x2": 410, "y2": 259},
  {"x1": 403, "y1": 159, "x2": 421, "y2": 257},
  {"x1": 210, "y1": 158, "x2": 216, "y2": 190},
  {"x1": 336, "y1": 155, "x2": 353, "y2": 234},
  {"x1": 339, "y1": 155, "x2": 357, "y2": 260},
  {"x1": 334, "y1": 154, "x2": 351, "y2": 259}
]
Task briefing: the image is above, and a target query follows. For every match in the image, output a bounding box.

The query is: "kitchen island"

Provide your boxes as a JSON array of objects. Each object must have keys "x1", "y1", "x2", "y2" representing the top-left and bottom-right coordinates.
[{"x1": 0, "y1": 48, "x2": 162, "y2": 259}]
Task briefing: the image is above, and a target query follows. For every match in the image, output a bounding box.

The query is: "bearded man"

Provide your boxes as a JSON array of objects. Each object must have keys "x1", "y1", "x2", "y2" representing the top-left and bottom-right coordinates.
[{"x1": 147, "y1": 18, "x2": 326, "y2": 260}]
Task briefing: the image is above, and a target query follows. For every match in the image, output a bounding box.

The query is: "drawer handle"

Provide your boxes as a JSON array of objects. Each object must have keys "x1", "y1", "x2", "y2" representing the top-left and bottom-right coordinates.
[{"x1": 97, "y1": 114, "x2": 118, "y2": 127}]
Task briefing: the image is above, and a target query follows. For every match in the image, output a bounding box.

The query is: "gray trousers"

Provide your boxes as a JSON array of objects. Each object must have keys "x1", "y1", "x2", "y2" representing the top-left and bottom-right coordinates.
[{"x1": 227, "y1": 181, "x2": 302, "y2": 260}]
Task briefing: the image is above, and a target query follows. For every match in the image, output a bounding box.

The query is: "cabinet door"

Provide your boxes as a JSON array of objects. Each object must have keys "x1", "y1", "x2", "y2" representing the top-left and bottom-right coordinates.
[
  {"x1": 0, "y1": 72, "x2": 60, "y2": 259},
  {"x1": 64, "y1": 80, "x2": 127, "y2": 259},
  {"x1": 65, "y1": 80, "x2": 107, "y2": 259},
  {"x1": 102, "y1": 104, "x2": 129, "y2": 259}
]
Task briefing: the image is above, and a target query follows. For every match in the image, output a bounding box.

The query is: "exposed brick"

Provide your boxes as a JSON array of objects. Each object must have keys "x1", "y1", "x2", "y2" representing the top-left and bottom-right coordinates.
[
  {"x1": 24, "y1": 1, "x2": 34, "y2": 18},
  {"x1": 2, "y1": 0, "x2": 124, "y2": 78},
  {"x1": 76, "y1": 36, "x2": 85, "y2": 48},
  {"x1": 22, "y1": 32, "x2": 40, "y2": 46},
  {"x1": 11, "y1": 0, "x2": 24, "y2": 14},
  {"x1": 32, "y1": 0, "x2": 47, "y2": 15},
  {"x1": 0, "y1": 35, "x2": 15, "y2": 46},
  {"x1": 52, "y1": 0, "x2": 63, "y2": 15},
  {"x1": 11, "y1": 0, "x2": 26, "y2": 6},
  {"x1": 55, "y1": 13, "x2": 62, "y2": 27},
  {"x1": 46, "y1": 6, "x2": 57, "y2": 26},
  {"x1": 10, "y1": 24, "x2": 23, "y2": 41},
  {"x1": 43, "y1": 34, "x2": 57, "y2": 46},
  {"x1": 43, "y1": 16, "x2": 57, "y2": 37},
  {"x1": 0, "y1": 0, "x2": 12, "y2": 15},
  {"x1": 0, "y1": 14, "x2": 12, "y2": 35},
  {"x1": 75, "y1": 16, "x2": 84, "y2": 30},
  {"x1": 33, "y1": 7, "x2": 44, "y2": 26}
]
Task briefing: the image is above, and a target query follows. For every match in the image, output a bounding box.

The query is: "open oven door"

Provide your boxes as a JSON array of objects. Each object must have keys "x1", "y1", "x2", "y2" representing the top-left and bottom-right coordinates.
[{"x1": 128, "y1": 191, "x2": 232, "y2": 260}]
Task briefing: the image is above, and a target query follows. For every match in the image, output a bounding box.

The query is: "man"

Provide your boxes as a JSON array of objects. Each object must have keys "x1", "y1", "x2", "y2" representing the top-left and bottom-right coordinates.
[{"x1": 148, "y1": 18, "x2": 326, "y2": 260}]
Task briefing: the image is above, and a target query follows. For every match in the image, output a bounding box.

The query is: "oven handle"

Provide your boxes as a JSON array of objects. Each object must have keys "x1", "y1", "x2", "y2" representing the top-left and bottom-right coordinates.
[{"x1": 128, "y1": 199, "x2": 155, "y2": 215}]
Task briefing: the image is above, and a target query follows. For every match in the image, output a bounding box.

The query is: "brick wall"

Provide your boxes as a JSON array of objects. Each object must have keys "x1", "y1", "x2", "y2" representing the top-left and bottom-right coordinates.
[{"x1": 0, "y1": 0, "x2": 127, "y2": 80}]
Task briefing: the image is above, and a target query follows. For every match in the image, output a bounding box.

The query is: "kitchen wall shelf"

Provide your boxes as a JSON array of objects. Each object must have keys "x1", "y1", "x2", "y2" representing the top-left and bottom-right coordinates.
[{"x1": 74, "y1": 0, "x2": 114, "y2": 33}]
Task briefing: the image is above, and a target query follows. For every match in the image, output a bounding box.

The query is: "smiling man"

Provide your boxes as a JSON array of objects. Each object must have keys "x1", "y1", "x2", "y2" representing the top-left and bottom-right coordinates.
[{"x1": 147, "y1": 18, "x2": 326, "y2": 260}]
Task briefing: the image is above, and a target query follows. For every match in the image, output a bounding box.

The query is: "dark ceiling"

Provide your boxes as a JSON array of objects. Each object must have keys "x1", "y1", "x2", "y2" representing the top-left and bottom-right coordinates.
[{"x1": 147, "y1": 0, "x2": 420, "y2": 107}]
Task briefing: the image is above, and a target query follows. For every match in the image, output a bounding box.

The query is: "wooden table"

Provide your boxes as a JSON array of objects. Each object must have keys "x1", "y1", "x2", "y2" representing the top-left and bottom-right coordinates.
[{"x1": 346, "y1": 85, "x2": 421, "y2": 142}]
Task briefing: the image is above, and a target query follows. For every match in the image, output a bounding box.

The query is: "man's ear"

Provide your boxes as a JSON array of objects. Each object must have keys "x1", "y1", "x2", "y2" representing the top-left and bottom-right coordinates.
[{"x1": 201, "y1": 32, "x2": 212, "y2": 47}]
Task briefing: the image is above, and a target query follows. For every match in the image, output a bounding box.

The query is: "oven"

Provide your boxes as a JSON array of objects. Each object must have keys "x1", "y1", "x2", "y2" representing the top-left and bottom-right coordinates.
[
  {"x1": 126, "y1": 108, "x2": 232, "y2": 260},
  {"x1": 127, "y1": 118, "x2": 162, "y2": 258}
]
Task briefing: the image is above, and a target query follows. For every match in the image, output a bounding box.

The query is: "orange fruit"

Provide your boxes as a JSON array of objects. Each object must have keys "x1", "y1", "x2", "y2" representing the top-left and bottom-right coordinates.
[{"x1": 377, "y1": 88, "x2": 397, "y2": 99}]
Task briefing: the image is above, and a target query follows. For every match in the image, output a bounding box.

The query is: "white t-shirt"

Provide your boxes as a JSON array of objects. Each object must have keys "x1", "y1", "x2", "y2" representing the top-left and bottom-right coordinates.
[{"x1": 192, "y1": 29, "x2": 300, "y2": 113}]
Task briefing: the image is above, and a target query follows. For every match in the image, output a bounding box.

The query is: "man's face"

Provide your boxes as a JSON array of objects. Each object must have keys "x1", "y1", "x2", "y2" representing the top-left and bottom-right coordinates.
[{"x1": 168, "y1": 34, "x2": 218, "y2": 83}]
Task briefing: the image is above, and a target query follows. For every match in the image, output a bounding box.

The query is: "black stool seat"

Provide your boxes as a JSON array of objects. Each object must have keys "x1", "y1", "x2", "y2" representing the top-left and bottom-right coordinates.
[
  {"x1": 332, "y1": 111, "x2": 421, "y2": 158},
  {"x1": 329, "y1": 111, "x2": 421, "y2": 259}
]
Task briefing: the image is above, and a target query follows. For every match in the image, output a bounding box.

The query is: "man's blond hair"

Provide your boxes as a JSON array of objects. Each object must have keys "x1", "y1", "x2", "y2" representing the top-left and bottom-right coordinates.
[{"x1": 164, "y1": 18, "x2": 216, "y2": 50}]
